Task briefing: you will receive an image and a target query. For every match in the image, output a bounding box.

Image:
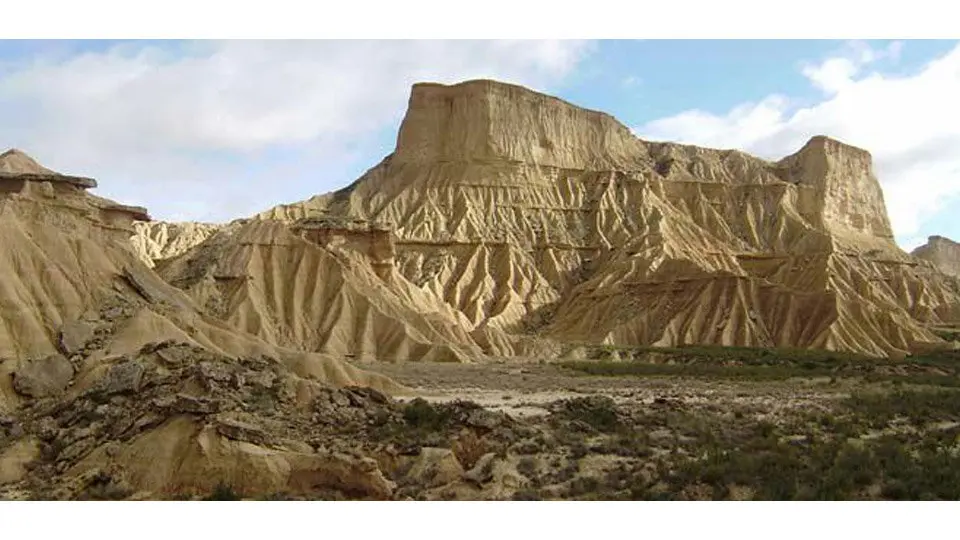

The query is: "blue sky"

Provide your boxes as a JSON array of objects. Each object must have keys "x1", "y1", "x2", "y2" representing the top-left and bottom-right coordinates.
[
  {"x1": 562, "y1": 40, "x2": 957, "y2": 123},
  {"x1": 1, "y1": 39, "x2": 958, "y2": 250}
]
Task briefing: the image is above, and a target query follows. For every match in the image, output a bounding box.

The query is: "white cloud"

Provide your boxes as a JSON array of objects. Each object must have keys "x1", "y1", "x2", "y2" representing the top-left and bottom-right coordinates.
[
  {"x1": 800, "y1": 40, "x2": 903, "y2": 95},
  {"x1": 802, "y1": 57, "x2": 860, "y2": 94},
  {"x1": 636, "y1": 41, "x2": 960, "y2": 245},
  {"x1": 0, "y1": 40, "x2": 592, "y2": 220}
]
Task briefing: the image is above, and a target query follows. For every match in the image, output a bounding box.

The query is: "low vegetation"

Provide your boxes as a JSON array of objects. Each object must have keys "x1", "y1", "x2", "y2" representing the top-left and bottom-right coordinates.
[
  {"x1": 128, "y1": 347, "x2": 960, "y2": 501},
  {"x1": 653, "y1": 388, "x2": 960, "y2": 500},
  {"x1": 560, "y1": 345, "x2": 960, "y2": 386},
  {"x1": 402, "y1": 398, "x2": 453, "y2": 432},
  {"x1": 933, "y1": 328, "x2": 960, "y2": 342},
  {"x1": 203, "y1": 483, "x2": 242, "y2": 501},
  {"x1": 540, "y1": 346, "x2": 960, "y2": 499}
]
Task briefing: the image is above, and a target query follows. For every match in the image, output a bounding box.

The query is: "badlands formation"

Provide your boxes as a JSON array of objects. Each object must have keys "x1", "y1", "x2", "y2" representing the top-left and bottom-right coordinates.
[
  {"x1": 1, "y1": 80, "x2": 960, "y2": 500},
  {"x1": 0, "y1": 149, "x2": 399, "y2": 498},
  {"x1": 913, "y1": 236, "x2": 960, "y2": 277},
  {"x1": 149, "y1": 80, "x2": 959, "y2": 360}
]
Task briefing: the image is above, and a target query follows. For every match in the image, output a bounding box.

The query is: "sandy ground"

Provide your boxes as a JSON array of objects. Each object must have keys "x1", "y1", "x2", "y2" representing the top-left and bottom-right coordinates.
[{"x1": 358, "y1": 361, "x2": 852, "y2": 419}]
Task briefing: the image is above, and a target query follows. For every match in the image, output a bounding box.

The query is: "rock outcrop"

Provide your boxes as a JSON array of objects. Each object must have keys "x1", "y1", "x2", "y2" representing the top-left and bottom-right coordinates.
[
  {"x1": 0, "y1": 151, "x2": 400, "y2": 498},
  {"x1": 0, "y1": 149, "x2": 57, "y2": 175},
  {"x1": 0, "y1": 148, "x2": 97, "y2": 189},
  {"x1": 913, "y1": 236, "x2": 960, "y2": 277},
  {"x1": 131, "y1": 221, "x2": 221, "y2": 267},
  {"x1": 149, "y1": 216, "x2": 492, "y2": 362},
  {"x1": 0, "y1": 151, "x2": 394, "y2": 389},
  {"x1": 7, "y1": 79, "x2": 960, "y2": 501},
  {"x1": 253, "y1": 79, "x2": 960, "y2": 358}
]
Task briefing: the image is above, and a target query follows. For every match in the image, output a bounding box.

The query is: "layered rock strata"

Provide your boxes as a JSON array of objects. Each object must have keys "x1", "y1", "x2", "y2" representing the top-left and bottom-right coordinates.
[{"x1": 251, "y1": 80, "x2": 960, "y2": 358}]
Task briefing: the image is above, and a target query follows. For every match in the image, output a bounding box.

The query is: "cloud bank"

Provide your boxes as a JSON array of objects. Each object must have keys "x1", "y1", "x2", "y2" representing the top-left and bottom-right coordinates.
[{"x1": 0, "y1": 40, "x2": 592, "y2": 220}]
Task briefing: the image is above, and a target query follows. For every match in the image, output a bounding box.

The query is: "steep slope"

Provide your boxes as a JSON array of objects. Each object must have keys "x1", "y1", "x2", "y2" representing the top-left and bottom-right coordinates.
[
  {"x1": 0, "y1": 148, "x2": 57, "y2": 175},
  {"x1": 153, "y1": 217, "x2": 496, "y2": 362},
  {"x1": 258, "y1": 79, "x2": 960, "y2": 358},
  {"x1": 0, "y1": 153, "x2": 401, "y2": 498},
  {"x1": 913, "y1": 236, "x2": 960, "y2": 277},
  {"x1": 0, "y1": 155, "x2": 394, "y2": 391},
  {"x1": 130, "y1": 221, "x2": 222, "y2": 267}
]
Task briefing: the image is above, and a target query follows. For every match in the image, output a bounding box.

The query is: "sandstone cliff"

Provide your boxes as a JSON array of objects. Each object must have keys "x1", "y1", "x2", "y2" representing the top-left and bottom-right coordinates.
[
  {"x1": 9, "y1": 79, "x2": 960, "y2": 500},
  {"x1": 130, "y1": 221, "x2": 221, "y2": 267},
  {"x1": 252, "y1": 79, "x2": 960, "y2": 358},
  {"x1": 0, "y1": 149, "x2": 57, "y2": 175},
  {"x1": 0, "y1": 152, "x2": 401, "y2": 497},
  {"x1": 912, "y1": 236, "x2": 960, "y2": 277},
  {"x1": 150, "y1": 216, "x2": 492, "y2": 363}
]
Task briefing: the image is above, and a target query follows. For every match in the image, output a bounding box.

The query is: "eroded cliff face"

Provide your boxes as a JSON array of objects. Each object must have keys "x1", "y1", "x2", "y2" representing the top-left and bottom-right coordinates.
[
  {"x1": 252, "y1": 79, "x2": 960, "y2": 358},
  {"x1": 0, "y1": 151, "x2": 401, "y2": 497},
  {"x1": 913, "y1": 236, "x2": 960, "y2": 277},
  {"x1": 131, "y1": 221, "x2": 221, "y2": 267},
  {"x1": 151, "y1": 217, "x2": 489, "y2": 363},
  {"x1": 0, "y1": 150, "x2": 399, "y2": 386},
  {"x1": 0, "y1": 149, "x2": 57, "y2": 175},
  {"x1": 774, "y1": 136, "x2": 895, "y2": 243},
  {"x1": 394, "y1": 81, "x2": 647, "y2": 170}
]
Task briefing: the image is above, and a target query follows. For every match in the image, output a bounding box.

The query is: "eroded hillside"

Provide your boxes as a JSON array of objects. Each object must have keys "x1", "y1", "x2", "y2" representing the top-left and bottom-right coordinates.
[
  {"x1": 913, "y1": 236, "x2": 960, "y2": 277},
  {"x1": 0, "y1": 151, "x2": 401, "y2": 499},
  {"x1": 238, "y1": 80, "x2": 959, "y2": 358},
  {"x1": 6, "y1": 78, "x2": 960, "y2": 501}
]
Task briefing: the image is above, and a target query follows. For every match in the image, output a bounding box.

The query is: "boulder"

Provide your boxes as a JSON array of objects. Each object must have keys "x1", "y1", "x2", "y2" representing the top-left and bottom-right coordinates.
[
  {"x1": 465, "y1": 409, "x2": 502, "y2": 431},
  {"x1": 406, "y1": 447, "x2": 464, "y2": 488},
  {"x1": 464, "y1": 452, "x2": 497, "y2": 485},
  {"x1": 95, "y1": 362, "x2": 145, "y2": 396},
  {"x1": 12, "y1": 354, "x2": 74, "y2": 398},
  {"x1": 154, "y1": 345, "x2": 194, "y2": 366},
  {"x1": 288, "y1": 452, "x2": 395, "y2": 500},
  {"x1": 214, "y1": 417, "x2": 270, "y2": 446},
  {"x1": 464, "y1": 453, "x2": 529, "y2": 499},
  {"x1": 58, "y1": 320, "x2": 98, "y2": 356}
]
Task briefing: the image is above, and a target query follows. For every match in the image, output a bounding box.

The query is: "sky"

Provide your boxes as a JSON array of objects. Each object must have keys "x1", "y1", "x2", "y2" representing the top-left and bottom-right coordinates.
[{"x1": 0, "y1": 39, "x2": 958, "y2": 250}]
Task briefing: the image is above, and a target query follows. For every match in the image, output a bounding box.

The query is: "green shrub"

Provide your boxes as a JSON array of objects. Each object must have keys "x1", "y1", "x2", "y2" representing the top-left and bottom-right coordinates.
[
  {"x1": 554, "y1": 396, "x2": 622, "y2": 433},
  {"x1": 845, "y1": 389, "x2": 960, "y2": 426},
  {"x1": 402, "y1": 398, "x2": 451, "y2": 431},
  {"x1": 204, "y1": 482, "x2": 241, "y2": 501},
  {"x1": 561, "y1": 345, "x2": 960, "y2": 387}
]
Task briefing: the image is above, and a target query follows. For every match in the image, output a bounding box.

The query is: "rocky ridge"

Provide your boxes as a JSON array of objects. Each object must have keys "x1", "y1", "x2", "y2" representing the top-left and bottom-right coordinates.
[
  {"x1": 913, "y1": 236, "x2": 960, "y2": 277},
  {"x1": 0, "y1": 154, "x2": 400, "y2": 498},
  {"x1": 240, "y1": 79, "x2": 958, "y2": 358},
  {"x1": 5, "y1": 78, "x2": 960, "y2": 500},
  {"x1": 131, "y1": 221, "x2": 221, "y2": 267}
]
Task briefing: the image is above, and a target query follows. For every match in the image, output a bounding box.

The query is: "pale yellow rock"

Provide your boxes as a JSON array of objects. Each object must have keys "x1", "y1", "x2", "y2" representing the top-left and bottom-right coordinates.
[
  {"x1": 68, "y1": 416, "x2": 395, "y2": 499},
  {"x1": 254, "y1": 79, "x2": 960, "y2": 358},
  {"x1": 0, "y1": 150, "x2": 401, "y2": 415},
  {"x1": 0, "y1": 437, "x2": 39, "y2": 485},
  {"x1": 130, "y1": 221, "x2": 221, "y2": 267},
  {"x1": 58, "y1": 319, "x2": 98, "y2": 356},
  {"x1": 393, "y1": 80, "x2": 647, "y2": 170},
  {"x1": 0, "y1": 149, "x2": 55, "y2": 175},
  {"x1": 5, "y1": 79, "x2": 960, "y2": 501},
  {"x1": 913, "y1": 236, "x2": 960, "y2": 277},
  {"x1": 12, "y1": 354, "x2": 73, "y2": 398},
  {"x1": 150, "y1": 218, "x2": 493, "y2": 362},
  {"x1": 405, "y1": 447, "x2": 465, "y2": 488}
]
